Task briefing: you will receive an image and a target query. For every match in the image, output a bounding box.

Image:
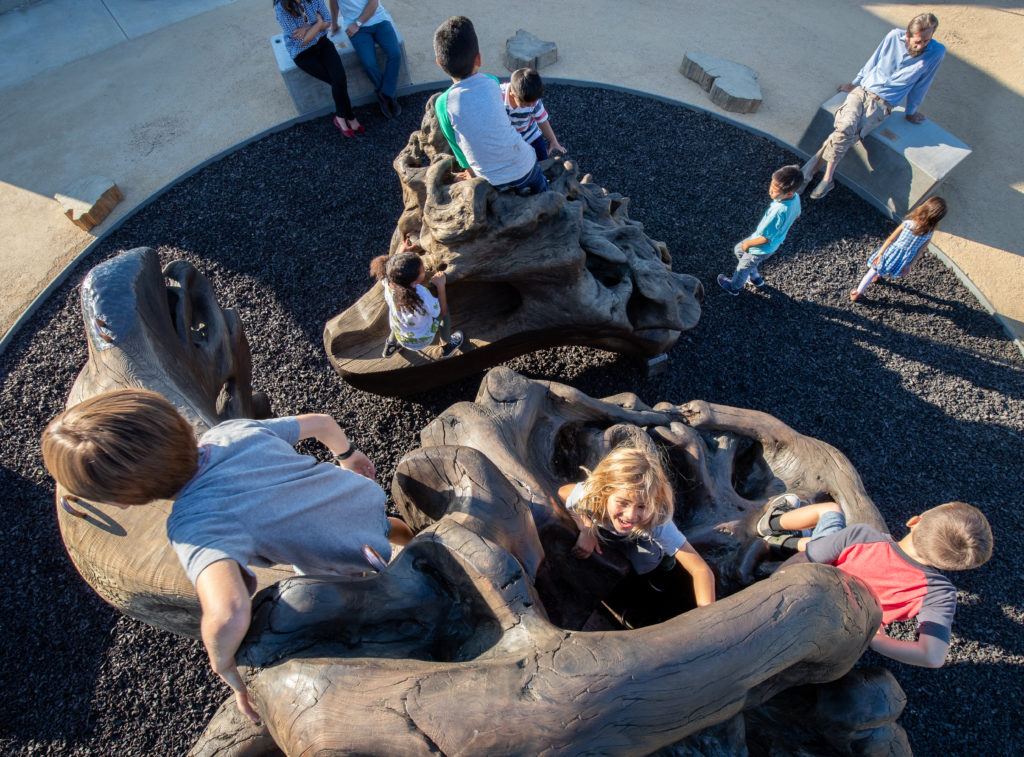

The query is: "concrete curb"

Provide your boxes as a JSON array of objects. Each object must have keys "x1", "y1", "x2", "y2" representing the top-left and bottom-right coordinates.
[{"x1": 2, "y1": 77, "x2": 1020, "y2": 360}]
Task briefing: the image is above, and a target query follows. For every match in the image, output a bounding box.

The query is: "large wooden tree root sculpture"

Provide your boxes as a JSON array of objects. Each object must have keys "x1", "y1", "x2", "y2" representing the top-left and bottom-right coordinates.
[
  {"x1": 323, "y1": 95, "x2": 703, "y2": 397},
  {"x1": 192, "y1": 370, "x2": 910, "y2": 755},
  {"x1": 54, "y1": 248, "x2": 289, "y2": 636},
  {"x1": 192, "y1": 446, "x2": 905, "y2": 756}
]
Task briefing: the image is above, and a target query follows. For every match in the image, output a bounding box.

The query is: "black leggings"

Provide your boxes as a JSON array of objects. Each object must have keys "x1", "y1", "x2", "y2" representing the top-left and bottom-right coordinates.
[{"x1": 294, "y1": 35, "x2": 354, "y2": 120}]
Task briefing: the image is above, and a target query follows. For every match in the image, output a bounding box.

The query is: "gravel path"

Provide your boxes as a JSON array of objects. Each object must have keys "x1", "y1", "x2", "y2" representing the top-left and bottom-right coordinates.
[{"x1": 1, "y1": 85, "x2": 1021, "y2": 756}]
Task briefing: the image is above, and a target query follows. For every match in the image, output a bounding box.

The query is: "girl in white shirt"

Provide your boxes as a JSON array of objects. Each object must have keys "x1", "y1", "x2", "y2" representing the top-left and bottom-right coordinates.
[{"x1": 370, "y1": 239, "x2": 464, "y2": 358}]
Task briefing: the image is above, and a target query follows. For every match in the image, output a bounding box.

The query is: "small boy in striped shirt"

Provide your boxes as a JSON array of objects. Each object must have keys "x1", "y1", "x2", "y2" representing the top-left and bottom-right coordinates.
[{"x1": 501, "y1": 68, "x2": 565, "y2": 161}]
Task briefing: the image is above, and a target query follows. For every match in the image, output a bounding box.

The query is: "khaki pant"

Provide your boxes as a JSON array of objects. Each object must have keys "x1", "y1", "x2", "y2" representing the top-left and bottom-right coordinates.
[{"x1": 820, "y1": 87, "x2": 893, "y2": 165}]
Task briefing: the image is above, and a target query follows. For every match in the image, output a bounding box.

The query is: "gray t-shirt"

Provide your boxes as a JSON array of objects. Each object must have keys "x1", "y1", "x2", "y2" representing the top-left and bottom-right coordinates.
[
  {"x1": 167, "y1": 417, "x2": 391, "y2": 589},
  {"x1": 446, "y1": 72, "x2": 537, "y2": 185},
  {"x1": 564, "y1": 482, "x2": 687, "y2": 574}
]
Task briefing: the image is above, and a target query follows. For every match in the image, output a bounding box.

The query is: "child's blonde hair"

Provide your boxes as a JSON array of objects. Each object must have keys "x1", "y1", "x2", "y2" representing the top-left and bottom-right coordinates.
[{"x1": 575, "y1": 446, "x2": 674, "y2": 540}]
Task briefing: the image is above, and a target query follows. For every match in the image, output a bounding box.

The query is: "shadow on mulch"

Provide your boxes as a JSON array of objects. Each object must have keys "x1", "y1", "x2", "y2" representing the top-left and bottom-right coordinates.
[{"x1": 1, "y1": 85, "x2": 1022, "y2": 755}]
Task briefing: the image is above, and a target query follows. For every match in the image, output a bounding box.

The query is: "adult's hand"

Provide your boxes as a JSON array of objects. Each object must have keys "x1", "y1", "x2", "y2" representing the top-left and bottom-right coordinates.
[
  {"x1": 837, "y1": 82, "x2": 856, "y2": 93},
  {"x1": 330, "y1": 20, "x2": 340, "y2": 35},
  {"x1": 346, "y1": 23, "x2": 360, "y2": 37},
  {"x1": 337, "y1": 449, "x2": 376, "y2": 480},
  {"x1": 905, "y1": 111, "x2": 926, "y2": 124}
]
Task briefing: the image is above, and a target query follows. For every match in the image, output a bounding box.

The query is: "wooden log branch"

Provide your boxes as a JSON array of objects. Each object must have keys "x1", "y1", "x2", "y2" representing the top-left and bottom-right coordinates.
[
  {"x1": 323, "y1": 95, "x2": 703, "y2": 397},
  {"x1": 192, "y1": 444, "x2": 884, "y2": 755}
]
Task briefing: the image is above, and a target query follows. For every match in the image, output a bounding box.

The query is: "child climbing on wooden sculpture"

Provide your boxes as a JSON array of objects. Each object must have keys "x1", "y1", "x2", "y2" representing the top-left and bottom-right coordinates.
[
  {"x1": 370, "y1": 238, "x2": 465, "y2": 359},
  {"x1": 559, "y1": 445, "x2": 716, "y2": 607},
  {"x1": 757, "y1": 494, "x2": 992, "y2": 667},
  {"x1": 850, "y1": 196, "x2": 947, "y2": 302}
]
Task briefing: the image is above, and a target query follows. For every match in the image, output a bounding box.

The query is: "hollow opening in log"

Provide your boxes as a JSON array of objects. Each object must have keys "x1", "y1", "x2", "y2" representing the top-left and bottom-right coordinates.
[{"x1": 731, "y1": 437, "x2": 776, "y2": 500}]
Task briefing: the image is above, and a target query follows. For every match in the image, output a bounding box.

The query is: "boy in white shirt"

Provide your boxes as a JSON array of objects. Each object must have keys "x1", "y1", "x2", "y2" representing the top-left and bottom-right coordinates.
[{"x1": 432, "y1": 16, "x2": 548, "y2": 195}]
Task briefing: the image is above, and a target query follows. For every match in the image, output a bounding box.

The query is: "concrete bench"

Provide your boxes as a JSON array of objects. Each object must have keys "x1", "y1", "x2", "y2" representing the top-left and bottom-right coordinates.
[
  {"x1": 270, "y1": 29, "x2": 413, "y2": 115},
  {"x1": 797, "y1": 92, "x2": 971, "y2": 216}
]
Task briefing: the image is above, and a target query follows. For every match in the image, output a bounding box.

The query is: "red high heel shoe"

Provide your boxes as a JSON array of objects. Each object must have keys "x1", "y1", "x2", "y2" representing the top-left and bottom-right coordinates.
[
  {"x1": 352, "y1": 121, "x2": 366, "y2": 135},
  {"x1": 333, "y1": 116, "x2": 354, "y2": 138}
]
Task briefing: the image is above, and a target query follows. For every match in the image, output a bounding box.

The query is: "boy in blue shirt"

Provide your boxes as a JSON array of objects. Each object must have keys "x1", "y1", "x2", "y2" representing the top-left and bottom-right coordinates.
[{"x1": 718, "y1": 165, "x2": 803, "y2": 295}]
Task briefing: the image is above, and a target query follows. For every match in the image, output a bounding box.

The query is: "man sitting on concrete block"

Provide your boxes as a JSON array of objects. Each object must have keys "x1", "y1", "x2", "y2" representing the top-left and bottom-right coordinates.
[
  {"x1": 330, "y1": 0, "x2": 404, "y2": 117},
  {"x1": 802, "y1": 13, "x2": 945, "y2": 200}
]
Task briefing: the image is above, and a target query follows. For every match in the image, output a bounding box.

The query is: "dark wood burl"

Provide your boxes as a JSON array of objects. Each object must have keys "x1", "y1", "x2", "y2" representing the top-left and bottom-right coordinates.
[
  {"x1": 323, "y1": 94, "x2": 703, "y2": 397},
  {"x1": 192, "y1": 368, "x2": 910, "y2": 756},
  {"x1": 54, "y1": 247, "x2": 287, "y2": 637}
]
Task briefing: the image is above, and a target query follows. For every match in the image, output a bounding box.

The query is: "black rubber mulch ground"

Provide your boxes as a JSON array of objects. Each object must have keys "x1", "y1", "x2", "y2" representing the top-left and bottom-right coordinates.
[{"x1": 1, "y1": 85, "x2": 1022, "y2": 756}]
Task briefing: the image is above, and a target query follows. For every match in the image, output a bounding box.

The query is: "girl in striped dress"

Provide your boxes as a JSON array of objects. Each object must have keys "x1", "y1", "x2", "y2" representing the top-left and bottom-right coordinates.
[{"x1": 850, "y1": 196, "x2": 947, "y2": 302}]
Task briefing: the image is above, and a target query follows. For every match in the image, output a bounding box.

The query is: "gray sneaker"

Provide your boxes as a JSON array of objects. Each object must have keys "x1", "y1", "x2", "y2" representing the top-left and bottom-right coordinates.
[{"x1": 755, "y1": 493, "x2": 803, "y2": 536}]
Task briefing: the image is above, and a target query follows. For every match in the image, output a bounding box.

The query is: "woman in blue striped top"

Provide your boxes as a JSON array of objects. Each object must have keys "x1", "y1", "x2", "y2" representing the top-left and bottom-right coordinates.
[
  {"x1": 850, "y1": 196, "x2": 947, "y2": 302},
  {"x1": 275, "y1": 0, "x2": 364, "y2": 137}
]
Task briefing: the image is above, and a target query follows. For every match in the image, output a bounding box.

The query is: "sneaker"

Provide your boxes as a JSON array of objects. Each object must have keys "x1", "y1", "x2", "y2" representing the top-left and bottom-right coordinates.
[
  {"x1": 717, "y1": 274, "x2": 740, "y2": 296},
  {"x1": 361, "y1": 544, "x2": 389, "y2": 573},
  {"x1": 387, "y1": 96, "x2": 402, "y2": 118},
  {"x1": 754, "y1": 493, "x2": 803, "y2": 537},
  {"x1": 440, "y1": 330, "x2": 464, "y2": 358},
  {"x1": 810, "y1": 179, "x2": 834, "y2": 200},
  {"x1": 849, "y1": 288, "x2": 861, "y2": 303},
  {"x1": 382, "y1": 336, "x2": 400, "y2": 358},
  {"x1": 749, "y1": 272, "x2": 765, "y2": 289}
]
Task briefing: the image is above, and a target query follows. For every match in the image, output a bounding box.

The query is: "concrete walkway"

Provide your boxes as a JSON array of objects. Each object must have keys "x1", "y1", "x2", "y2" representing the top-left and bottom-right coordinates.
[{"x1": 1, "y1": 0, "x2": 1021, "y2": 351}]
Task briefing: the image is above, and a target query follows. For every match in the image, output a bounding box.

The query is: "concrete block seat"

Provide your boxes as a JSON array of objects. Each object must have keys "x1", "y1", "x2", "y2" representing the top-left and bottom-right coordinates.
[
  {"x1": 270, "y1": 29, "x2": 413, "y2": 115},
  {"x1": 798, "y1": 92, "x2": 971, "y2": 216}
]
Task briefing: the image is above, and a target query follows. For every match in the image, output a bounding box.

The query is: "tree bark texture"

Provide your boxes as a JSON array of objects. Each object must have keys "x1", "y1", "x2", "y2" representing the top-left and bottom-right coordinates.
[{"x1": 323, "y1": 95, "x2": 703, "y2": 397}]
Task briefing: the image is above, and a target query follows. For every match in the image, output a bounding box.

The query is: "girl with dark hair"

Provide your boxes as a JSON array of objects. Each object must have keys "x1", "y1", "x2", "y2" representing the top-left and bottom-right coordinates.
[
  {"x1": 370, "y1": 238, "x2": 464, "y2": 359},
  {"x1": 275, "y1": 0, "x2": 364, "y2": 137},
  {"x1": 850, "y1": 196, "x2": 948, "y2": 302}
]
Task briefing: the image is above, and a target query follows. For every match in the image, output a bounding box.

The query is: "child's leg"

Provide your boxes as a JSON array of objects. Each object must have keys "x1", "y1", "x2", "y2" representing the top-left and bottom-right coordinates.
[
  {"x1": 853, "y1": 267, "x2": 879, "y2": 297},
  {"x1": 777, "y1": 502, "x2": 842, "y2": 533},
  {"x1": 530, "y1": 135, "x2": 549, "y2": 162},
  {"x1": 437, "y1": 313, "x2": 452, "y2": 344}
]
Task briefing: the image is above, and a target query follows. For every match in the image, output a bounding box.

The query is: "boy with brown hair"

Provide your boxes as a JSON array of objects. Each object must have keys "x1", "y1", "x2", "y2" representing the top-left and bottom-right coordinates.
[
  {"x1": 757, "y1": 497, "x2": 993, "y2": 668},
  {"x1": 42, "y1": 388, "x2": 413, "y2": 723},
  {"x1": 432, "y1": 16, "x2": 548, "y2": 195},
  {"x1": 717, "y1": 164, "x2": 803, "y2": 295}
]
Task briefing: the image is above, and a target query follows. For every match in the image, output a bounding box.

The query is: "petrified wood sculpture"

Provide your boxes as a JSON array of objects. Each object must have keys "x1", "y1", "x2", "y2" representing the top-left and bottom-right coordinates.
[
  {"x1": 192, "y1": 369, "x2": 910, "y2": 755},
  {"x1": 55, "y1": 247, "x2": 289, "y2": 636},
  {"x1": 323, "y1": 95, "x2": 703, "y2": 396}
]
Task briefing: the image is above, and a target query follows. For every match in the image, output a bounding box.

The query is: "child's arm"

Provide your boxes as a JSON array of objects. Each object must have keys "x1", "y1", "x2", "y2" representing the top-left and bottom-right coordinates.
[
  {"x1": 871, "y1": 224, "x2": 904, "y2": 267},
  {"x1": 430, "y1": 272, "x2": 449, "y2": 316},
  {"x1": 296, "y1": 414, "x2": 376, "y2": 479},
  {"x1": 537, "y1": 120, "x2": 564, "y2": 155},
  {"x1": 674, "y1": 543, "x2": 716, "y2": 606},
  {"x1": 869, "y1": 628, "x2": 950, "y2": 668},
  {"x1": 558, "y1": 483, "x2": 602, "y2": 558},
  {"x1": 740, "y1": 235, "x2": 769, "y2": 252},
  {"x1": 196, "y1": 560, "x2": 259, "y2": 722}
]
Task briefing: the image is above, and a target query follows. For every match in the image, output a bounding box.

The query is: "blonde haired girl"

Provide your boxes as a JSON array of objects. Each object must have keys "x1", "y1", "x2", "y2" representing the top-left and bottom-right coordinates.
[{"x1": 558, "y1": 446, "x2": 716, "y2": 607}]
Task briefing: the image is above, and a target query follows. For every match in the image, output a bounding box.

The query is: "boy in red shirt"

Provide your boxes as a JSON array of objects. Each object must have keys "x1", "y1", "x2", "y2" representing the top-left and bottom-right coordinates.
[{"x1": 757, "y1": 498, "x2": 992, "y2": 667}]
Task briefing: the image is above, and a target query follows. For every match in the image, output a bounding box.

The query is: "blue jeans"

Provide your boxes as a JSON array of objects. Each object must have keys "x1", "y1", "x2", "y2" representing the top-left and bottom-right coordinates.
[
  {"x1": 724, "y1": 246, "x2": 770, "y2": 291},
  {"x1": 811, "y1": 510, "x2": 847, "y2": 539},
  {"x1": 349, "y1": 21, "x2": 402, "y2": 98},
  {"x1": 529, "y1": 135, "x2": 548, "y2": 161},
  {"x1": 494, "y1": 161, "x2": 548, "y2": 196}
]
